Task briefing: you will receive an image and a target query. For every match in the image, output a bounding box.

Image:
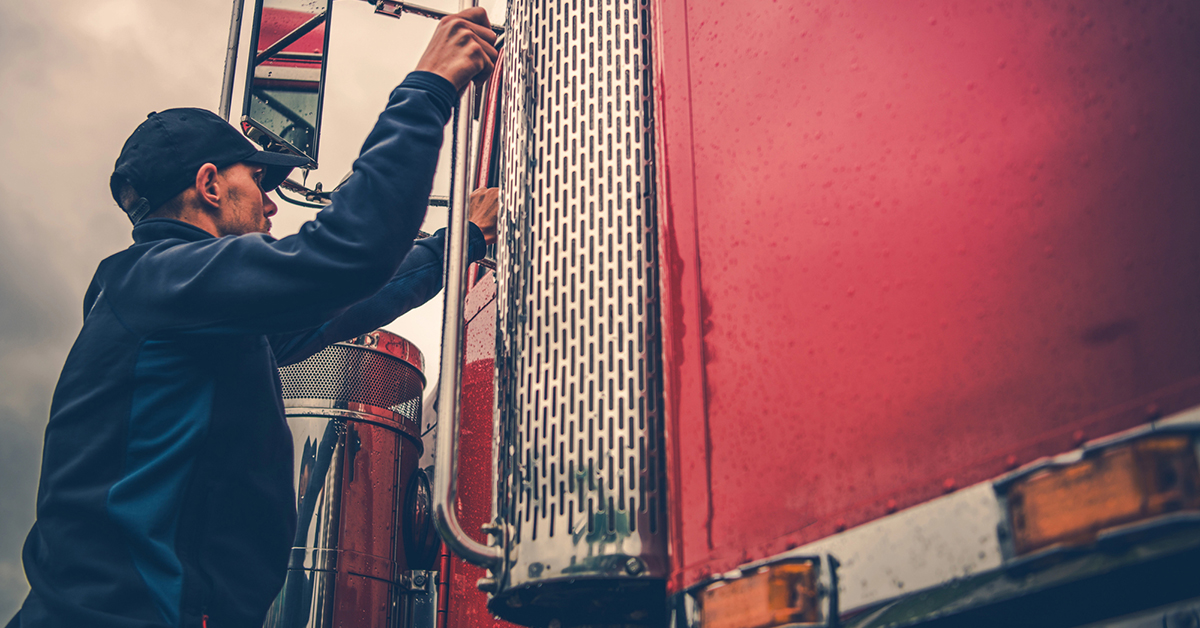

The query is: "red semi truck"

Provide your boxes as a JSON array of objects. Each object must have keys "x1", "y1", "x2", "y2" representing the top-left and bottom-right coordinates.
[{"x1": 236, "y1": 0, "x2": 1200, "y2": 626}]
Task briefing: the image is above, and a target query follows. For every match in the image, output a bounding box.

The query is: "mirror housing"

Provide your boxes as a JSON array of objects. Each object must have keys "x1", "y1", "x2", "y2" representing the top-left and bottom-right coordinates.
[{"x1": 241, "y1": 0, "x2": 331, "y2": 168}]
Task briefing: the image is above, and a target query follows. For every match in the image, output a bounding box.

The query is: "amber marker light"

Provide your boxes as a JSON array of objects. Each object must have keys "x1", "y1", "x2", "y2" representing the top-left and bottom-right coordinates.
[
  {"x1": 1003, "y1": 434, "x2": 1200, "y2": 556},
  {"x1": 700, "y1": 560, "x2": 821, "y2": 628}
]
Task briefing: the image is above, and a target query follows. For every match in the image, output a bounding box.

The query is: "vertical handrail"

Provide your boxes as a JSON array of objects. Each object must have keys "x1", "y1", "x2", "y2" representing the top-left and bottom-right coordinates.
[
  {"x1": 218, "y1": 0, "x2": 246, "y2": 120},
  {"x1": 433, "y1": 0, "x2": 505, "y2": 570}
]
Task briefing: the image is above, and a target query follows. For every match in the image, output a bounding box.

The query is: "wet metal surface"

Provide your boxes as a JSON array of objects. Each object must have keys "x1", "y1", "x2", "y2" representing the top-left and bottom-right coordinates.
[
  {"x1": 651, "y1": 0, "x2": 1200, "y2": 589},
  {"x1": 265, "y1": 331, "x2": 425, "y2": 628},
  {"x1": 494, "y1": 0, "x2": 669, "y2": 598}
]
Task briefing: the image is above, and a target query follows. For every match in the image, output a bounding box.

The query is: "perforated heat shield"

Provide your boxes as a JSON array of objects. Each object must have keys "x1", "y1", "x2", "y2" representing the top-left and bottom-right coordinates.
[{"x1": 491, "y1": 0, "x2": 668, "y2": 621}]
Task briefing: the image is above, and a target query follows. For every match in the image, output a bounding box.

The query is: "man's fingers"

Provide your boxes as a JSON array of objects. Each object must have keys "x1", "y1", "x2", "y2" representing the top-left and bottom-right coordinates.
[
  {"x1": 446, "y1": 14, "x2": 498, "y2": 84},
  {"x1": 415, "y1": 8, "x2": 499, "y2": 91},
  {"x1": 473, "y1": 49, "x2": 496, "y2": 86},
  {"x1": 442, "y1": 11, "x2": 497, "y2": 48},
  {"x1": 467, "y1": 187, "x2": 500, "y2": 245},
  {"x1": 456, "y1": 7, "x2": 498, "y2": 42},
  {"x1": 460, "y1": 11, "x2": 499, "y2": 46}
]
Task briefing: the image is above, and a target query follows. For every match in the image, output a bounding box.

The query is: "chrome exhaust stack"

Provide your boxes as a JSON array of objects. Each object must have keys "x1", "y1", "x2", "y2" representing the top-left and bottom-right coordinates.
[
  {"x1": 265, "y1": 330, "x2": 433, "y2": 628},
  {"x1": 435, "y1": 0, "x2": 669, "y2": 623}
]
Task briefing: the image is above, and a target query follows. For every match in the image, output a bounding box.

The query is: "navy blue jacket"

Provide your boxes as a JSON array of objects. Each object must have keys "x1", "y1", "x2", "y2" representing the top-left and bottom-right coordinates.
[{"x1": 12, "y1": 72, "x2": 483, "y2": 628}]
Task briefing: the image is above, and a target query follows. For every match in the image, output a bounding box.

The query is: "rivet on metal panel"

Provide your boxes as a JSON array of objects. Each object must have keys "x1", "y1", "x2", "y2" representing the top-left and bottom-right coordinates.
[
  {"x1": 1005, "y1": 454, "x2": 1019, "y2": 469},
  {"x1": 885, "y1": 499, "x2": 897, "y2": 513},
  {"x1": 1072, "y1": 430, "x2": 1086, "y2": 445},
  {"x1": 942, "y1": 478, "x2": 957, "y2": 493},
  {"x1": 834, "y1": 518, "x2": 847, "y2": 532}
]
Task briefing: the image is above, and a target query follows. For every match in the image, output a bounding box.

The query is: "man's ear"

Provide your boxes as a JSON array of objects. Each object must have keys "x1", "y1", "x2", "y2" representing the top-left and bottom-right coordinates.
[{"x1": 195, "y1": 163, "x2": 221, "y2": 210}]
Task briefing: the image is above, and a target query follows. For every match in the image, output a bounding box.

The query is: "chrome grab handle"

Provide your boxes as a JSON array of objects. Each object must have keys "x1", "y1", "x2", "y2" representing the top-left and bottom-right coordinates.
[{"x1": 433, "y1": 0, "x2": 504, "y2": 570}]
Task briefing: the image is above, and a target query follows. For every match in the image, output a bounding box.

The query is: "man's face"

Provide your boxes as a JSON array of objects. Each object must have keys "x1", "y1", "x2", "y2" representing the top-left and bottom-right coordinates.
[{"x1": 214, "y1": 163, "x2": 278, "y2": 236}]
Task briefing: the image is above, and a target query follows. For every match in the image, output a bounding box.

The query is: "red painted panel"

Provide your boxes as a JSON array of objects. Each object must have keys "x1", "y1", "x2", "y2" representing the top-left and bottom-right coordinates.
[
  {"x1": 338, "y1": 422, "x2": 401, "y2": 575},
  {"x1": 653, "y1": 0, "x2": 1200, "y2": 589},
  {"x1": 333, "y1": 573, "x2": 391, "y2": 627},
  {"x1": 446, "y1": 274, "x2": 521, "y2": 628}
]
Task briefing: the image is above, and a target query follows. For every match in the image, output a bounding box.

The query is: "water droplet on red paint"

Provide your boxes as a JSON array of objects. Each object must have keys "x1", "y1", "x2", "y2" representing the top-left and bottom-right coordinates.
[
  {"x1": 929, "y1": 16, "x2": 937, "y2": 25},
  {"x1": 996, "y1": 57, "x2": 1007, "y2": 69}
]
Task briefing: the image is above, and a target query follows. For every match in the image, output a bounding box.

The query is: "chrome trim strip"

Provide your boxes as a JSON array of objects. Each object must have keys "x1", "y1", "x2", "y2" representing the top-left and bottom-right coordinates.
[{"x1": 703, "y1": 404, "x2": 1200, "y2": 615}]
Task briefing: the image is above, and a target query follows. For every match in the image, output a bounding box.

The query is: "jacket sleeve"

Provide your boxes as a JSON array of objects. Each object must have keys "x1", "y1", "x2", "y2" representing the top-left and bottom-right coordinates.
[
  {"x1": 106, "y1": 72, "x2": 459, "y2": 337},
  {"x1": 270, "y1": 224, "x2": 487, "y2": 366}
]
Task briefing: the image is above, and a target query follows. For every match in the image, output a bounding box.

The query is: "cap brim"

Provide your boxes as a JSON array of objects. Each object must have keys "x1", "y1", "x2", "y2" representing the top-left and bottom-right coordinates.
[
  {"x1": 245, "y1": 150, "x2": 311, "y2": 192},
  {"x1": 244, "y1": 150, "x2": 312, "y2": 167}
]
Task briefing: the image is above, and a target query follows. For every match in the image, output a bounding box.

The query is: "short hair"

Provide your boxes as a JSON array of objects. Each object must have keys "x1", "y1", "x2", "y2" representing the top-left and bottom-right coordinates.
[{"x1": 115, "y1": 177, "x2": 186, "y2": 221}]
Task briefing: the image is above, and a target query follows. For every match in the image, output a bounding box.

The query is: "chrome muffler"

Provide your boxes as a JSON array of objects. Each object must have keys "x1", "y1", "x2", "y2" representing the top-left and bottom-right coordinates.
[{"x1": 265, "y1": 331, "x2": 436, "y2": 628}]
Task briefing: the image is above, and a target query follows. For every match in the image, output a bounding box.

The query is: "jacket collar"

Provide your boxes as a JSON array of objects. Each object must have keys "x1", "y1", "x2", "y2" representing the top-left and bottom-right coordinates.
[{"x1": 131, "y1": 218, "x2": 215, "y2": 244}]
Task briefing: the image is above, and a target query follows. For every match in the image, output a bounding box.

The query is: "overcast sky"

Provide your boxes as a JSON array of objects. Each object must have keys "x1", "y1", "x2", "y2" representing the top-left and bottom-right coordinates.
[{"x1": 0, "y1": 0, "x2": 503, "y2": 616}]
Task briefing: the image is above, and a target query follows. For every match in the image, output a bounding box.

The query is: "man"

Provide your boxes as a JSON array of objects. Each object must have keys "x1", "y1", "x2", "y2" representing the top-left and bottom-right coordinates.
[{"x1": 9, "y1": 8, "x2": 498, "y2": 628}]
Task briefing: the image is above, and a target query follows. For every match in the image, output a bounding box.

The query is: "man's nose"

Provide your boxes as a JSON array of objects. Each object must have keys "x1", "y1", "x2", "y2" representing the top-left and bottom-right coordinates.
[{"x1": 263, "y1": 192, "x2": 278, "y2": 218}]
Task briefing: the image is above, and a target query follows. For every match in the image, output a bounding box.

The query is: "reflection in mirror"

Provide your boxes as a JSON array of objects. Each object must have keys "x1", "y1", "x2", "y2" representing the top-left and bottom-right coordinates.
[{"x1": 241, "y1": 0, "x2": 331, "y2": 167}]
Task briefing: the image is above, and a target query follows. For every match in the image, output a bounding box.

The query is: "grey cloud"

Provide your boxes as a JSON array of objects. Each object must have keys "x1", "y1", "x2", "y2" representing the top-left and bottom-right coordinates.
[{"x1": 0, "y1": 180, "x2": 78, "y2": 618}]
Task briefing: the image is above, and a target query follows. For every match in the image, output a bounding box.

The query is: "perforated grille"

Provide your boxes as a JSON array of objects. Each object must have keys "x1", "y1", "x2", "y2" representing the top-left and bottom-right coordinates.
[
  {"x1": 279, "y1": 345, "x2": 424, "y2": 420},
  {"x1": 495, "y1": 0, "x2": 666, "y2": 583}
]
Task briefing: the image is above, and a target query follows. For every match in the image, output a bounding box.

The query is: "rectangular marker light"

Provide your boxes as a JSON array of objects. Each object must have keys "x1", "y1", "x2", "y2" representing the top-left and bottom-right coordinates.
[
  {"x1": 700, "y1": 561, "x2": 820, "y2": 628},
  {"x1": 1004, "y1": 434, "x2": 1200, "y2": 556}
]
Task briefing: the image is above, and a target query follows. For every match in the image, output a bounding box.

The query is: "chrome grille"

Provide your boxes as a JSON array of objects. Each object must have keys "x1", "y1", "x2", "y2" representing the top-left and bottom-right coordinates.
[
  {"x1": 279, "y1": 341, "x2": 423, "y2": 420},
  {"x1": 494, "y1": 0, "x2": 667, "y2": 600}
]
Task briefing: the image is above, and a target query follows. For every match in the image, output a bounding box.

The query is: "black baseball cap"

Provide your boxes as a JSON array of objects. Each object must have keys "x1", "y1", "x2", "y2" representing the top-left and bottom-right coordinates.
[{"x1": 110, "y1": 107, "x2": 310, "y2": 224}]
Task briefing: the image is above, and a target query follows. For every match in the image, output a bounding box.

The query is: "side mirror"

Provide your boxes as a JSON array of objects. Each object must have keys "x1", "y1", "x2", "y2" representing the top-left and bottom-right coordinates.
[{"x1": 241, "y1": 0, "x2": 332, "y2": 168}]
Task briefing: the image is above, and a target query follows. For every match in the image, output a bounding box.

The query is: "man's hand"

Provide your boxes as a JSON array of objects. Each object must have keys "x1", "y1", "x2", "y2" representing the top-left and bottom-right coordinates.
[
  {"x1": 468, "y1": 187, "x2": 498, "y2": 245},
  {"x1": 414, "y1": 8, "x2": 499, "y2": 92}
]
